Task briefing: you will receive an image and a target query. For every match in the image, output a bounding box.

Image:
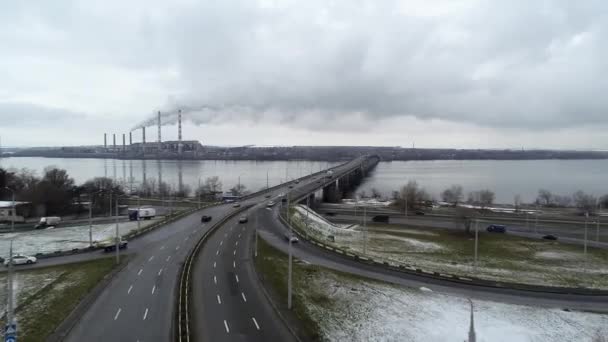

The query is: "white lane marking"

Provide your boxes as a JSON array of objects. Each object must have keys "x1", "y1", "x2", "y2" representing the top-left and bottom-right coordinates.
[
  {"x1": 233, "y1": 261, "x2": 236, "y2": 268},
  {"x1": 252, "y1": 317, "x2": 260, "y2": 330},
  {"x1": 224, "y1": 233, "x2": 227, "y2": 238},
  {"x1": 184, "y1": 236, "x2": 189, "y2": 241},
  {"x1": 166, "y1": 255, "x2": 172, "y2": 262},
  {"x1": 148, "y1": 256, "x2": 154, "y2": 262},
  {"x1": 175, "y1": 245, "x2": 180, "y2": 251},
  {"x1": 216, "y1": 250, "x2": 219, "y2": 256},
  {"x1": 158, "y1": 268, "x2": 163, "y2": 276},
  {"x1": 224, "y1": 320, "x2": 230, "y2": 333},
  {"x1": 137, "y1": 268, "x2": 143, "y2": 276},
  {"x1": 220, "y1": 240, "x2": 223, "y2": 246},
  {"x1": 214, "y1": 275, "x2": 217, "y2": 285},
  {"x1": 213, "y1": 262, "x2": 216, "y2": 268},
  {"x1": 233, "y1": 249, "x2": 236, "y2": 256},
  {"x1": 235, "y1": 274, "x2": 239, "y2": 283},
  {"x1": 217, "y1": 294, "x2": 222, "y2": 304},
  {"x1": 241, "y1": 292, "x2": 247, "y2": 302},
  {"x1": 238, "y1": 233, "x2": 241, "y2": 238},
  {"x1": 114, "y1": 308, "x2": 121, "y2": 320},
  {"x1": 160, "y1": 245, "x2": 165, "y2": 250},
  {"x1": 235, "y1": 241, "x2": 239, "y2": 246},
  {"x1": 127, "y1": 285, "x2": 133, "y2": 294},
  {"x1": 152, "y1": 285, "x2": 156, "y2": 294},
  {"x1": 143, "y1": 308, "x2": 149, "y2": 320}
]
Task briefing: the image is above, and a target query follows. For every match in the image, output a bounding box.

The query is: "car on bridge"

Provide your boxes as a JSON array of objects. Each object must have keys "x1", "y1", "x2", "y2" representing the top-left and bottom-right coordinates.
[
  {"x1": 267, "y1": 201, "x2": 276, "y2": 207},
  {"x1": 486, "y1": 224, "x2": 506, "y2": 233},
  {"x1": 233, "y1": 202, "x2": 241, "y2": 208},
  {"x1": 201, "y1": 215, "x2": 212, "y2": 223},
  {"x1": 238, "y1": 216, "x2": 248, "y2": 223},
  {"x1": 542, "y1": 234, "x2": 558, "y2": 240},
  {"x1": 4, "y1": 254, "x2": 37, "y2": 266}
]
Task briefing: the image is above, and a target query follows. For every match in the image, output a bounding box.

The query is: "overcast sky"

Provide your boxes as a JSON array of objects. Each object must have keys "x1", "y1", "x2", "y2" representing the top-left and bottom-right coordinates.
[{"x1": 1, "y1": 0, "x2": 607, "y2": 149}]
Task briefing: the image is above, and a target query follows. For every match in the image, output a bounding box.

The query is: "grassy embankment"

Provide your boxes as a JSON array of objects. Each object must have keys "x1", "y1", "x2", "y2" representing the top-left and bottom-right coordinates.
[{"x1": 0, "y1": 258, "x2": 116, "y2": 342}]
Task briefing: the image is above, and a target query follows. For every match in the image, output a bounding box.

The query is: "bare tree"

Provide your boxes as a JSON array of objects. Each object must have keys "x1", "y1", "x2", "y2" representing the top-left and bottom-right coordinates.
[
  {"x1": 468, "y1": 190, "x2": 495, "y2": 210},
  {"x1": 441, "y1": 184, "x2": 463, "y2": 206},
  {"x1": 537, "y1": 189, "x2": 553, "y2": 206},
  {"x1": 195, "y1": 176, "x2": 223, "y2": 201},
  {"x1": 370, "y1": 188, "x2": 382, "y2": 199},
  {"x1": 572, "y1": 190, "x2": 597, "y2": 214},
  {"x1": 553, "y1": 195, "x2": 572, "y2": 207},
  {"x1": 396, "y1": 181, "x2": 429, "y2": 210},
  {"x1": 229, "y1": 183, "x2": 248, "y2": 196}
]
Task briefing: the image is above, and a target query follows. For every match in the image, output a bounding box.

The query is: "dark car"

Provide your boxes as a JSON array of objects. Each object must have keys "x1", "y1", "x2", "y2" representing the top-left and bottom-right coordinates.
[
  {"x1": 486, "y1": 224, "x2": 506, "y2": 233},
  {"x1": 103, "y1": 240, "x2": 128, "y2": 252},
  {"x1": 542, "y1": 234, "x2": 558, "y2": 240},
  {"x1": 415, "y1": 210, "x2": 425, "y2": 216},
  {"x1": 372, "y1": 215, "x2": 390, "y2": 223},
  {"x1": 201, "y1": 215, "x2": 212, "y2": 223}
]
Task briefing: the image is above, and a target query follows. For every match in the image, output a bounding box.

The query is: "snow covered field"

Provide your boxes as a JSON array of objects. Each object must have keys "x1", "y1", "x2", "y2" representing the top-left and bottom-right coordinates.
[
  {"x1": 0, "y1": 218, "x2": 161, "y2": 258},
  {"x1": 300, "y1": 269, "x2": 608, "y2": 342},
  {"x1": 291, "y1": 206, "x2": 608, "y2": 289}
]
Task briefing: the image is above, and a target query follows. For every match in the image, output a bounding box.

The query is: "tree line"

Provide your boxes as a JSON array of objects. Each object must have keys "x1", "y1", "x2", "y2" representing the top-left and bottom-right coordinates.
[{"x1": 0, "y1": 167, "x2": 249, "y2": 218}]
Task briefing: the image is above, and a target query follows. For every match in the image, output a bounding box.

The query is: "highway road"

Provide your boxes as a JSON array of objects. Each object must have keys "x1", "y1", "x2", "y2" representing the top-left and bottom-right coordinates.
[
  {"x1": 190, "y1": 203, "x2": 294, "y2": 341},
  {"x1": 65, "y1": 204, "x2": 235, "y2": 341},
  {"x1": 255, "y1": 205, "x2": 608, "y2": 313}
]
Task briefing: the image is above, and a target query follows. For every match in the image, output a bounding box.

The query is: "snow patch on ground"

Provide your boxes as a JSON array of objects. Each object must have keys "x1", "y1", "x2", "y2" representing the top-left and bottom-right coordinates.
[
  {"x1": 535, "y1": 251, "x2": 582, "y2": 260},
  {"x1": 0, "y1": 218, "x2": 161, "y2": 258},
  {"x1": 302, "y1": 271, "x2": 608, "y2": 342},
  {"x1": 294, "y1": 206, "x2": 357, "y2": 238}
]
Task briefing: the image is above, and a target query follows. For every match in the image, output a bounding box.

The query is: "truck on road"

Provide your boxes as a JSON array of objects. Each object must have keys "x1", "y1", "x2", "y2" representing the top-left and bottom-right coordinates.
[
  {"x1": 128, "y1": 208, "x2": 156, "y2": 221},
  {"x1": 35, "y1": 216, "x2": 61, "y2": 229}
]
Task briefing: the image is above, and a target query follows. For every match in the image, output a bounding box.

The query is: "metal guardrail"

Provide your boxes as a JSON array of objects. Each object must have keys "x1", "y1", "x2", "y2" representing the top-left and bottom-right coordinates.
[{"x1": 278, "y1": 212, "x2": 608, "y2": 296}]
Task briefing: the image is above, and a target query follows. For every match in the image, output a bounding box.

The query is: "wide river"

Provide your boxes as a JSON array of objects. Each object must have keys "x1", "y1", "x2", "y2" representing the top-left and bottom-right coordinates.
[{"x1": 1, "y1": 157, "x2": 607, "y2": 204}]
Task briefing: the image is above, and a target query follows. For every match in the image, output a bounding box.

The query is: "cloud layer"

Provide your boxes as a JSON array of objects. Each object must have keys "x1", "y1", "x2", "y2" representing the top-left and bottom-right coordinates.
[{"x1": 1, "y1": 0, "x2": 608, "y2": 146}]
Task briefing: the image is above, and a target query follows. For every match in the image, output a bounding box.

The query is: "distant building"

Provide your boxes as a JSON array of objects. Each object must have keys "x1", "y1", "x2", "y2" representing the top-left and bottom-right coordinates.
[{"x1": 0, "y1": 201, "x2": 31, "y2": 223}]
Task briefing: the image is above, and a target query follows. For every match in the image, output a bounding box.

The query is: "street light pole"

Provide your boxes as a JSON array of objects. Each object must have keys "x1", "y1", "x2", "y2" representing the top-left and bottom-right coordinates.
[
  {"x1": 363, "y1": 206, "x2": 367, "y2": 254},
  {"x1": 584, "y1": 212, "x2": 588, "y2": 259},
  {"x1": 287, "y1": 193, "x2": 293, "y2": 310},
  {"x1": 474, "y1": 219, "x2": 479, "y2": 270},
  {"x1": 4, "y1": 187, "x2": 15, "y2": 232},
  {"x1": 137, "y1": 195, "x2": 141, "y2": 231},
  {"x1": 115, "y1": 196, "x2": 120, "y2": 264},
  {"x1": 198, "y1": 177, "x2": 201, "y2": 209},
  {"x1": 89, "y1": 197, "x2": 93, "y2": 247},
  {"x1": 597, "y1": 203, "x2": 601, "y2": 242},
  {"x1": 7, "y1": 239, "x2": 14, "y2": 328}
]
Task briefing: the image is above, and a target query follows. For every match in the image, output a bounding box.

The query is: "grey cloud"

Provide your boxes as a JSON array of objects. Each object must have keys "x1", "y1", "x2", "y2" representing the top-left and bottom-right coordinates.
[{"x1": 0, "y1": 102, "x2": 82, "y2": 126}]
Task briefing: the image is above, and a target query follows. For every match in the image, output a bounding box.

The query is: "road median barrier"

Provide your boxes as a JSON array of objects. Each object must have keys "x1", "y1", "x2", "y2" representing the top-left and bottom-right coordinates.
[{"x1": 176, "y1": 204, "x2": 253, "y2": 342}]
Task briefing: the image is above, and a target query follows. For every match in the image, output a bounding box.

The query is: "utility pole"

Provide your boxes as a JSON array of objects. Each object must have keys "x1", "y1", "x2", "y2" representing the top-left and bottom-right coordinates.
[
  {"x1": 287, "y1": 193, "x2": 293, "y2": 310},
  {"x1": 266, "y1": 171, "x2": 269, "y2": 190},
  {"x1": 597, "y1": 203, "x2": 601, "y2": 242},
  {"x1": 405, "y1": 196, "x2": 408, "y2": 220},
  {"x1": 363, "y1": 206, "x2": 367, "y2": 254},
  {"x1": 198, "y1": 178, "x2": 201, "y2": 209},
  {"x1": 137, "y1": 195, "x2": 141, "y2": 231},
  {"x1": 534, "y1": 208, "x2": 539, "y2": 234},
  {"x1": 474, "y1": 219, "x2": 479, "y2": 270},
  {"x1": 115, "y1": 196, "x2": 120, "y2": 264},
  {"x1": 89, "y1": 197, "x2": 93, "y2": 247},
  {"x1": 7, "y1": 239, "x2": 15, "y2": 331},
  {"x1": 584, "y1": 212, "x2": 589, "y2": 259}
]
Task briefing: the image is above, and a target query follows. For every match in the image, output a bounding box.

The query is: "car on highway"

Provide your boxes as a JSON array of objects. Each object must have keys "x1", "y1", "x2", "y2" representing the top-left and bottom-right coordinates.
[
  {"x1": 295, "y1": 180, "x2": 300, "y2": 184},
  {"x1": 4, "y1": 254, "x2": 37, "y2": 266},
  {"x1": 238, "y1": 216, "x2": 248, "y2": 223},
  {"x1": 284, "y1": 233, "x2": 299, "y2": 243},
  {"x1": 201, "y1": 215, "x2": 212, "y2": 223},
  {"x1": 542, "y1": 234, "x2": 558, "y2": 240},
  {"x1": 486, "y1": 224, "x2": 506, "y2": 233},
  {"x1": 233, "y1": 202, "x2": 241, "y2": 208},
  {"x1": 288, "y1": 184, "x2": 294, "y2": 188},
  {"x1": 265, "y1": 194, "x2": 271, "y2": 198},
  {"x1": 101, "y1": 240, "x2": 128, "y2": 252},
  {"x1": 415, "y1": 210, "x2": 425, "y2": 216},
  {"x1": 267, "y1": 201, "x2": 276, "y2": 207}
]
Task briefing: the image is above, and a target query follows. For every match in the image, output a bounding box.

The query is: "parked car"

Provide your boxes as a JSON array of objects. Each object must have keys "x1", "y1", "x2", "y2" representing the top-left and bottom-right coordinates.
[
  {"x1": 233, "y1": 203, "x2": 241, "y2": 208},
  {"x1": 542, "y1": 234, "x2": 558, "y2": 240},
  {"x1": 4, "y1": 255, "x2": 37, "y2": 266},
  {"x1": 201, "y1": 215, "x2": 212, "y2": 223},
  {"x1": 101, "y1": 240, "x2": 128, "y2": 252},
  {"x1": 284, "y1": 233, "x2": 299, "y2": 243},
  {"x1": 486, "y1": 224, "x2": 506, "y2": 233},
  {"x1": 238, "y1": 216, "x2": 248, "y2": 223}
]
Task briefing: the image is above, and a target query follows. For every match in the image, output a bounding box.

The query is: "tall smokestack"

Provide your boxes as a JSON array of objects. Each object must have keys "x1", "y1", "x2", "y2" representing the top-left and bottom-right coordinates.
[
  {"x1": 142, "y1": 126, "x2": 146, "y2": 155},
  {"x1": 122, "y1": 134, "x2": 126, "y2": 153},
  {"x1": 158, "y1": 111, "x2": 162, "y2": 153},
  {"x1": 178, "y1": 109, "x2": 183, "y2": 155},
  {"x1": 113, "y1": 134, "x2": 116, "y2": 152},
  {"x1": 104, "y1": 133, "x2": 107, "y2": 150},
  {"x1": 129, "y1": 132, "x2": 132, "y2": 146}
]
